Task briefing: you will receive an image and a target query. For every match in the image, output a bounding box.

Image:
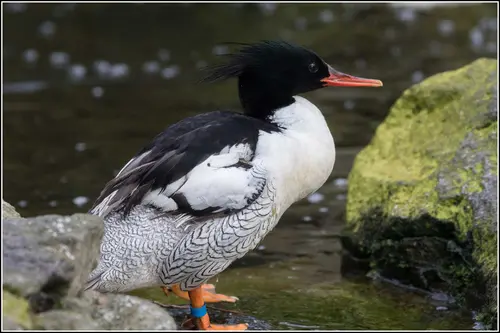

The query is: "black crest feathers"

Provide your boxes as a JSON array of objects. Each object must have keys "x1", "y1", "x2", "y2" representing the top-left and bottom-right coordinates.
[{"x1": 199, "y1": 40, "x2": 302, "y2": 84}]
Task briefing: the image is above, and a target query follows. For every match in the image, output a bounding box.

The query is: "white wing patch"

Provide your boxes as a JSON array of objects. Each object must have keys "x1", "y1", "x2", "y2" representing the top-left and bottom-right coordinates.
[
  {"x1": 141, "y1": 176, "x2": 187, "y2": 211},
  {"x1": 142, "y1": 142, "x2": 264, "y2": 214},
  {"x1": 174, "y1": 157, "x2": 263, "y2": 212},
  {"x1": 92, "y1": 142, "x2": 266, "y2": 218}
]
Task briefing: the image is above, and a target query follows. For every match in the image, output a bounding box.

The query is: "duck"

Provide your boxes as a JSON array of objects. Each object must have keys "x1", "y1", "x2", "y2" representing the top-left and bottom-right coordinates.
[{"x1": 84, "y1": 40, "x2": 383, "y2": 330}]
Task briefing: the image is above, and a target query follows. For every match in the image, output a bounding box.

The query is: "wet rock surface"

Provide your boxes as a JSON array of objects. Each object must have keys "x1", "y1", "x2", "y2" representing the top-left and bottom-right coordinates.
[
  {"x1": 2, "y1": 200, "x2": 177, "y2": 330},
  {"x1": 164, "y1": 306, "x2": 273, "y2": 330}
]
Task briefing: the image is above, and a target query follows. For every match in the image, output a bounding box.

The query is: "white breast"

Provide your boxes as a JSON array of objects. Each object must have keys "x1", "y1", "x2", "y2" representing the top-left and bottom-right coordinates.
[{"x1": 255, "y1": 96, "x2": 336, "y2": 208}]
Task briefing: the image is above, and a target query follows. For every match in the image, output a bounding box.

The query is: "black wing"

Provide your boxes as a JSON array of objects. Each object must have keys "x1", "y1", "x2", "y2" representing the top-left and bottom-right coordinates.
[{"x1": 90, "y1": 111, "x2": 280, "y2": 219}]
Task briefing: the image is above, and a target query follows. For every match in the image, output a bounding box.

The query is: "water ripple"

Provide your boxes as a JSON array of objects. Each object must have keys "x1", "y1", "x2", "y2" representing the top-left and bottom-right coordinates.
[{"x1": 3, "y1": 81, "x2": 49, "y2": 94}]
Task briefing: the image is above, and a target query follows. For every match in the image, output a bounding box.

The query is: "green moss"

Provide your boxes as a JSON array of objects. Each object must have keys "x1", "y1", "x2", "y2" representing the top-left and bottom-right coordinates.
[
  {"x1": 347, "y1": 58, "x2": 496, "y2": 223},
  {"x1": 2, "y1": 289, "x2": 34, "y2": 329},
  {"x1": 346, "y1": 58, "x2": 497, "y2": 328}
]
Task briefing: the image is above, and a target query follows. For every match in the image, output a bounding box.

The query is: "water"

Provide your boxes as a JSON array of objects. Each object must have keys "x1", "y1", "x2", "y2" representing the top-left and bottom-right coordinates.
[{"x1": 3, "y1": 3, "x2": 496, "y2": 330}]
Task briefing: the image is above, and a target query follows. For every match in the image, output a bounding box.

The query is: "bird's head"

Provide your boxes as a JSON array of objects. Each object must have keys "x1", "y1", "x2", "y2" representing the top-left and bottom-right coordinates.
[
  {"x1": 201, "y1": 40, "x2": 383, "y2": 118},
  {"x1": 202, "y1": 40, "x2": 382, "y2": 95}
]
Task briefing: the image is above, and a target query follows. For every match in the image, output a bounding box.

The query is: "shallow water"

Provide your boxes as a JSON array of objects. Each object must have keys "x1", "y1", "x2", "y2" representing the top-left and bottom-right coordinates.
[
  {"x1": 3, "y1": 3, "x2": 496, "y2": 330},
  {"x1": 132, "y1": 261, "x2": 473, "y2": 330}
]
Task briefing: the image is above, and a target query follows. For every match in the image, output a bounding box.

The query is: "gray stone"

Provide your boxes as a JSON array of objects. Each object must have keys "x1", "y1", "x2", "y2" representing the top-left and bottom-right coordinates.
[
  {"x1": 37, "y1": 291, "x2": 176, "y2": 330},
  {"x1": 2, "y1": 199, "x2": 21, "y2": 218},
  {"x1": 87, "y1": 291, "x2": 177, "y2": 330},
  {"x1": 2, "y1": 202, "x2": 177, "y2": 330},
  {"x1": 3, "y1": 316, "x2": 26, "y2": 330},
  {"x1": 35, "y1": 310, "x2": 100, "y2": 330},
  {"x1": 3, "y1": 214, "x2": 104, "y2": 298}
]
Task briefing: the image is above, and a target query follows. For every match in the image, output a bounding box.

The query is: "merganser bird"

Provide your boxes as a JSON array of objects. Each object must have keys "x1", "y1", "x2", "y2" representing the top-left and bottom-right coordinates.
[{"x1": 85, "y1": 40, "x2": 382, "y2": 330}]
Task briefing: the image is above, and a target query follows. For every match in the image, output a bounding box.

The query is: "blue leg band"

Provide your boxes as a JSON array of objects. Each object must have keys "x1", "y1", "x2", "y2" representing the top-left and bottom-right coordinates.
[{"x1": 190, "y1": 304, "x2": 207, "y2": 318}]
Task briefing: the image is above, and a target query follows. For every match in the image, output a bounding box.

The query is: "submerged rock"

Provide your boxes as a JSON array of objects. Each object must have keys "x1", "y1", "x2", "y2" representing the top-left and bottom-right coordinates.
[
  {"x1": 1, "y1": 200, "x2": 177, "y2": 330},
  {"x1": 345, "y1": 58, "x2": 497, "y2": 329},
  {"x1": 165, "y1": 306, "x2": 273, "y2": 330}
]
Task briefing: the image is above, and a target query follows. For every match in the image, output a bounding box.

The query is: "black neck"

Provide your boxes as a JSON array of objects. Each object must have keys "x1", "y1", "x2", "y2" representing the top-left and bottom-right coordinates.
[{"x1": 238, "y1": 75, "x2": 294, "y2": 120}]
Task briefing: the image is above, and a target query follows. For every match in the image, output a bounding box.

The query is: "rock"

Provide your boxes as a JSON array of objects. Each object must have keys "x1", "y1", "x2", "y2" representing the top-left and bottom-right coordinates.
[
  {"x1": 3, "y1": 316, "x2": 27, "y2": 330},
  {"x1": 3, "y1": 199, "x2": 21, "y2": 218},
  {"x1": 166, "y1": 306, "x2": 272, "y2": 330},
  {"x1": 89, "y1": 292, "x2": 177, "y2": 330},
  {"x1": 3, "y1": 213, "x2": 103, "y2": 299},
  {"x1": 36, "y1": 291, "x2": 177, "y2": 330},
  {"x1": 2, "y1": 201, "x2": 177, "y2": 330},
  {"x1": 3, "y1": 290, "x2": 34, "y2": 329},
  {"x1": 345, "y1": 58, "x2": 497, "y2": 328},
  {"x1": 35, "y1": 310, "x2": 99, "y2": 330}
]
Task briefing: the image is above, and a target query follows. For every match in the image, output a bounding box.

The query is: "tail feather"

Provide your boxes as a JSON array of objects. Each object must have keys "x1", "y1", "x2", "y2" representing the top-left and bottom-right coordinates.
[{"x1": 84, "y1": 270, "x2": 105, "y2": 291}]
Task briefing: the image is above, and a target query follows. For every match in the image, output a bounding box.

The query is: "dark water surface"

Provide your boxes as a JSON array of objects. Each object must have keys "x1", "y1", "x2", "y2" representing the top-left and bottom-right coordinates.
[{"x1": 3, "y1": 3, "x2": 497, "y2": 330}]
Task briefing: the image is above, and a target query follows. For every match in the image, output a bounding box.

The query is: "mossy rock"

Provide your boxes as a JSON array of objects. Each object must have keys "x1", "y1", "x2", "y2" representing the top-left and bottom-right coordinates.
[
  {"x1": 2, "y1": 289, "x2": 34, "y2": 329},
  {"x1": 345, "y1": 58, "x2": 497, "y2": 329}
]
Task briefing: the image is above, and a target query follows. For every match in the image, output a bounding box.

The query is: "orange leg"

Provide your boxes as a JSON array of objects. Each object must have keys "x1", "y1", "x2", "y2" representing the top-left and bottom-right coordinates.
[
  {"x1": 188, "y1": 286, "x2": 248, "y2": 330},
  {"x1": 161, "y1": 284, "x2": 238, "y2": 303}
]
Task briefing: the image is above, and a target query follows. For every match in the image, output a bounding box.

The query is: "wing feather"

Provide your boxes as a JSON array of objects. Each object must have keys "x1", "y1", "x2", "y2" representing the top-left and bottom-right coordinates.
[{"x1": 90, "y1": 111, "x2": 280, "y2": 220}]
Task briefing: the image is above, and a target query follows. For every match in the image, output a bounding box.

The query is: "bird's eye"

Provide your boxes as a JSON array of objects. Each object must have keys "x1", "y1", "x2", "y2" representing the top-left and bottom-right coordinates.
[{"x1": 308, "y1": 62, "x2": 318, "y2": 73}]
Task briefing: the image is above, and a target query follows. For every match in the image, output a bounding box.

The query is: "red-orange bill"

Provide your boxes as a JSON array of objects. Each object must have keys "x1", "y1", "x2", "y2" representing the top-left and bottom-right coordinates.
[{"x1": 321, "y1": 67, "x2": 383, "y2": 88}]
